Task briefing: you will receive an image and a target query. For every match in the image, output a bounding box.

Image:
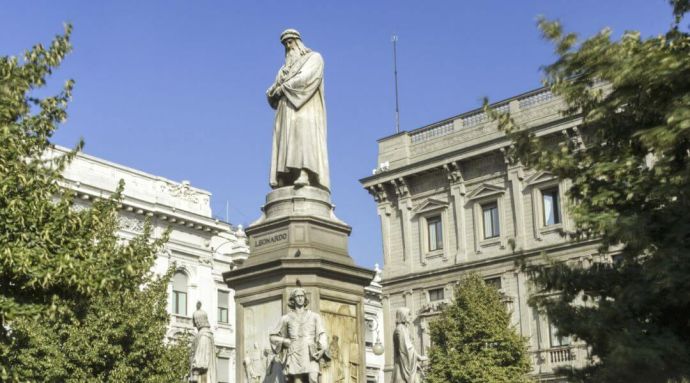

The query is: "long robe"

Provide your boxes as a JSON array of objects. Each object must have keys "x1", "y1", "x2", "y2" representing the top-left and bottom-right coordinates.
[
  {"x1": 268, "y1": 51, "x2": 330, "y2": 190},
  {"x1": 391, "y1": 324, "x2": 421, "y2": 383}
]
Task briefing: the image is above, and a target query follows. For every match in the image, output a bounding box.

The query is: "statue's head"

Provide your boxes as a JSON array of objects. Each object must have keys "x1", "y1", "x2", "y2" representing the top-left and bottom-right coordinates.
[
  {"x1": 287, "y1": 287, "x2": 309, "y2": 309},
  {"x1": 395, "y1": 307, "x2": 411, "y2": 325},
  {"x1": 280, "y1": 28, "x2": 311, "y2": 64},
  {"x1": 192, "y1": 301, "x2": 210, "y2": 329}
]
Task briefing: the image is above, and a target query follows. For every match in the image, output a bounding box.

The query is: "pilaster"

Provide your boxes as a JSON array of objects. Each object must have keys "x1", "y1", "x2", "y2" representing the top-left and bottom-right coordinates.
[
  {"x1": 444, "y1": 161, "x2": 467, "y2": 264},
  {"x1": 502, "y1": 147, "x2": 526, "y2": 250}
]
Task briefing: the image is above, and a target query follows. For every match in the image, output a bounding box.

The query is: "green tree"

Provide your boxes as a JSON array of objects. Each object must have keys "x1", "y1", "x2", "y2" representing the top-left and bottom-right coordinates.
[
  {"x1": 1, "y1": 26, "x2": 189, "y2": 381},
  {"x1": 486, "y1": 1, "x2": 690, "y2": 381},
  {"x1": 7, "y1": 270, "x2": 190, "y2": 382},
  {"x1": 427, "y1": 274, "x2": 532, "y2": 383}
]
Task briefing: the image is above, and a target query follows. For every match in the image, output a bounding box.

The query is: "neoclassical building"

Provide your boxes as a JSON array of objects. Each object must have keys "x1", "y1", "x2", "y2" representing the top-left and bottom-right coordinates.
[
  {"x1": 57, "y1": 147, "x2": 250, "y2": 383},
  {"x1": 360, "y1": 87, "x2": 596, "y2": 382}
]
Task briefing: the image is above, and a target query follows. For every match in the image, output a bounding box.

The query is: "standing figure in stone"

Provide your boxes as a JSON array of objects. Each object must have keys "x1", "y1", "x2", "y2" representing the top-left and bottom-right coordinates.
[
  {"x1": 243, "y1": 343, "x2": 266, "y2": 383},
  {"x1": 270, "y1": 287, "x2": 329, "y2": 383},
  {"x1": 266, "y1": 29, "x2": 330, "y2": 191},
  {"x1": 392, "y1": 307, "x2": 427, "y2": 383},
  {"x1": 190, "y1": 301, "x2": 217, "y2": 383}
]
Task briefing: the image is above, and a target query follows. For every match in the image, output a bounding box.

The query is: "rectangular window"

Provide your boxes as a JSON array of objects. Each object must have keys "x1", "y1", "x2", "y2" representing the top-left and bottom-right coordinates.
[
  {"x1": 173, "y1": 291, "x2": 187, "y2": 316},
  {"x1": 542, "y1": 188, "x2": 561, "y2": 226},
  {"x1": 549, "y1": 320, "x2": 571, "y2": 348},
  {"x1": 428, "y1": 287, "x2": 445, "y2": 302},
  {"x1": 217, "y1": 356, "x2": 230, "y2": 383},
  {"x1": 217, "y1": 290, "x2": 229, "y2": 324},
  {"x1": 482, "y1": 202, "x2": 500, "y2": 239},
  {"x1": 484, "y1": 277, "x2": 502, "y2": 290},
  {"x1": 427, "y1": 215, "x2": 443, "y2": 251}
]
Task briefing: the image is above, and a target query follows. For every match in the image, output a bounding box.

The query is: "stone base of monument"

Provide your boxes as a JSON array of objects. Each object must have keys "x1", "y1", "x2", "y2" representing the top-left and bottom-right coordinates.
[{"x1": 224, "y1": 186, "x2": 374, "y2": 383}]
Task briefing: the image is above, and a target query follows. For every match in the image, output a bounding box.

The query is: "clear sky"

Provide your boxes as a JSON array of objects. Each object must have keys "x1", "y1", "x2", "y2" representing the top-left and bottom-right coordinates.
[{"x1": 0, "y1": 0, "x2": 678, "y2": 269}]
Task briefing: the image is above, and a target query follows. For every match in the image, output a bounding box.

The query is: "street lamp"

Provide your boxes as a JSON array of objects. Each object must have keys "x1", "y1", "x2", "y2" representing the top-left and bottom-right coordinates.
[{"x1": 366, "y1": 317, "x2": 385, "y2": 356}]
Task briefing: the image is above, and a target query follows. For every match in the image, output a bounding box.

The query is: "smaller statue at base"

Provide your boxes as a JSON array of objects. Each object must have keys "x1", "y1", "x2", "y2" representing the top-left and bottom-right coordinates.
[
  {"x1": 190, "y1": 301, "x2": 217, "y2": 383},
  {"x1": 392, "y1": 307, "x2": 427, "y2": 383},
  {"x1": 270, "y1": 287, "x2": 330, "y2": 383}
]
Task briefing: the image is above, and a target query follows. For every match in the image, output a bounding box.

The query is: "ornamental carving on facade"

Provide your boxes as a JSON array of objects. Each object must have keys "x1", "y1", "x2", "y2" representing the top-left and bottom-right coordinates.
[{"x1": 119, "y1": 215, "x2": 144, "y2": 233}]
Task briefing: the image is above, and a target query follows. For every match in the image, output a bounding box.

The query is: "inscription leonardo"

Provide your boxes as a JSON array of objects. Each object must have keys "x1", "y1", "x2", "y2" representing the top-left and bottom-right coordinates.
[{"x1": 254, "y1": 232, "x2": 288, "y2": 247}]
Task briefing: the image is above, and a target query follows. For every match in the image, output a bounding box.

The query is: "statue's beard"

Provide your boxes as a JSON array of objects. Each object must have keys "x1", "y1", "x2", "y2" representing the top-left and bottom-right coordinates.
[{"x1": 285, "y1": 48, "x2": 302, "y2": 67}]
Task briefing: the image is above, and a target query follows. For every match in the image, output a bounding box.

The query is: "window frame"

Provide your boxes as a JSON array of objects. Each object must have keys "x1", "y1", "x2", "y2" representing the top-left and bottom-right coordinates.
[
  {"x1": 548, "y1": 319, "x2": 572, "y2": 348},
  {"x1": 428, "y1": 287, "x2": 445, "y2": 302},
  {"x1": 541, "y1": 187, "x2": 561, "y2": 226},
  {"x1": 526, "y1": 172, "x2": 569, "y2": 241},
  {"x1": 481, "y1": 202, "x2": 500, "y2": 239},
  {"x1": 426, "y1": 215, "x2": 443, "y2": 252},
  {"x1": 467, "y1": 183, "x2": 507, "y2": 254},
  {"x1": 172, "y1": 271, "x2": 189, "y2": 317},
  {"x1": 413, "y1": 199, "x2": 450, "y2": 263},
  {"x1": 217, "y1": 290, "x2": 229, "y2": 324}
]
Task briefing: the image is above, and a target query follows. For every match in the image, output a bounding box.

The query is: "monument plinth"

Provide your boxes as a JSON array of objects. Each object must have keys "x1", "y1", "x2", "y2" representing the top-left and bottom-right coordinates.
[{"x1": 223, "y1": 29, "x2": 374, "y2": 383}]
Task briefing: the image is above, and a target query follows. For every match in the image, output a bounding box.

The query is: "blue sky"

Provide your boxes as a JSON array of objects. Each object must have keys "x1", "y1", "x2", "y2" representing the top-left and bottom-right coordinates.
[{"x1": 1, "y1": 1, "x2": 677, "y2": 269}]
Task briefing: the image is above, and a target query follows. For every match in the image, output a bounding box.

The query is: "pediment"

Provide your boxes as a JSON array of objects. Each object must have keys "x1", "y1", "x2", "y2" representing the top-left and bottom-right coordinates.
[
  {"x1": 524, "y1": 171, "x2": 556, "y2": 186},
  {"x1": 466, "y1": 183, "x2": 505, "y2": 200},
  {"x1": 412, "y1": 198, "x2": 448, "y2": 216}
]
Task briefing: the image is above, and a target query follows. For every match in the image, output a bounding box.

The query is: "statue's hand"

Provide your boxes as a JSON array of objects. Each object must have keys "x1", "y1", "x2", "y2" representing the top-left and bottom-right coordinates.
[{"x1": 281, "y1": 338, "x2": 292, "y2": 347}]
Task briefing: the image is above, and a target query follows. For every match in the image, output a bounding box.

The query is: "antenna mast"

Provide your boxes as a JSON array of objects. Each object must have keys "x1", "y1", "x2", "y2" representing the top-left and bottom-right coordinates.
[{"x1": 392, "y1": 35, "x2": 400, "y2": 133}]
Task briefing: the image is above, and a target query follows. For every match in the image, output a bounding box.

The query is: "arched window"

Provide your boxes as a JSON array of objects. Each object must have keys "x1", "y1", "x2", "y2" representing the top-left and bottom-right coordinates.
[{"x1": 172, "y1": 271, "x2": 188, "y2": 316}]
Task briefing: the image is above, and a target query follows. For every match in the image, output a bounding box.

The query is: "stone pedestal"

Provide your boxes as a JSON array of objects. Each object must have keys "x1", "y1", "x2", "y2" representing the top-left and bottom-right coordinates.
[{"x1": 223, "y1": 186, "x2": 374, "y2": 383}]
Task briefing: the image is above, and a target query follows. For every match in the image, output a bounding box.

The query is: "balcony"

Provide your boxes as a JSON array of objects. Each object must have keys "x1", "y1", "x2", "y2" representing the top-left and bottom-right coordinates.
[{"x1": 530, "y1": 344, "x2": 589, "y2": 377}]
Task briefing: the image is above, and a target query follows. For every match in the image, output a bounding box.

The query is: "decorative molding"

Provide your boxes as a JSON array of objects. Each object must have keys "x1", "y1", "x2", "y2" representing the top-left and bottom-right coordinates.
[
  {"x1": 367, "y1": 184, "x2": 388, "y2": 203},
  {"x1": 160, "y1": 180, "x2": 209, "y2": 205},
  {"x1": 524, "y1": 171, "x2": 556, "y2": 187},
  {"x1": 443, "y1": 161, "x2": 463, "y2": 184},
  {"x1": 391, "y1": 177, "x2": 409, "y2": 198},
  {"x1": 119, "y1": 215, "x2": 144, "y2": 233},
  {"x1": 466, "y1": 183, "x2": 506, "y2": 201},
  {"x1": 411, "y1": 197, "x2": 448, "y2": 216}
]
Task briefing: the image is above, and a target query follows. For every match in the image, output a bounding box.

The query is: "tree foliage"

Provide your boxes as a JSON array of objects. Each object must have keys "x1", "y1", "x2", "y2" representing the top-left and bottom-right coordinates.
[
  {"x1": 0, "y1": 26, "x2": 189, "y2": 381},
  {"x1": 486, "y1": 2, "x2": 690, "y2": 381},
  {"x1": 426, "y1": 275, "x2": 532, "y2": 383},
  {"x1": 7, "y1": 269, "x2": 190, "y2": 382}
]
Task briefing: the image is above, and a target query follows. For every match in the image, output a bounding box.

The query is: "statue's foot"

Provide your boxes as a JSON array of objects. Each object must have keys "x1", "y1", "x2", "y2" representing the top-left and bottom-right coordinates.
[{"x1": 294, "y1": 170, "x2": 309, "y2": 188}]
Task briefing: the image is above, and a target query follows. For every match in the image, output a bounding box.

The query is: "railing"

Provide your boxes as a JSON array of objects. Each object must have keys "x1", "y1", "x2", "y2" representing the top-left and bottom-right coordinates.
[
  {"x1": 530, "y1": 345, "x2": 588, "y2": 377},
  {"x1": 409, "y1": 89, "x2": 554, "y2": 144},
  {"x1": 410, "y1": 121, "x2": 454, "y2": 143},
  {"x1": 519, "y1": 89, "x2": 553, "y2": 109}
]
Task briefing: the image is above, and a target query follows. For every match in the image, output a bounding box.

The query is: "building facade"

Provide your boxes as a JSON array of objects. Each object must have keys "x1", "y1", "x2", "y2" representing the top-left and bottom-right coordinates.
[
  {"x1": 361, "y1": 88, "x2": 597, "y2": 382},
  {"x1": 58, "y1": 147, "x2": 249, "y2": 383}
]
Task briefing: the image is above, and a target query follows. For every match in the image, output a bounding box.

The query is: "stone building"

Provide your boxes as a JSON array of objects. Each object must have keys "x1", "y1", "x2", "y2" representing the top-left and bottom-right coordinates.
[
  {"x1": 57, "y1": 147, "x2": 250, "y2": 383},
  {"x1": 360, "y1": 87, "x2": 597, "y2": 382}
]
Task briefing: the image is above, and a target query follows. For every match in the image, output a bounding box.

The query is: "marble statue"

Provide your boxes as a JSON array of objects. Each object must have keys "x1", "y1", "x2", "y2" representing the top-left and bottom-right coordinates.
[
  {"x1": 243, "y1": 343, "x2": 266, "y2": 383},
  {"x1": 266, "y1": 29, "x2": 330, "y2": 191},
  {"x1": 391, "y1": 307, "x2": 427, "y2": 383},
  {"x1": 270, "y1": 287, "x2": 329, "y2": 383},
  {"x1": 190, "y1": 301, "x2": 217, "y2": 383}
]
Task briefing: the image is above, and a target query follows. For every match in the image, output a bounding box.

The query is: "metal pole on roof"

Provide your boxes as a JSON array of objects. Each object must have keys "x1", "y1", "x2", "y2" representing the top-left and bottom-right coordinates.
[{"x1": 392, "y1": 34, "x2": 400, "y2": 134}]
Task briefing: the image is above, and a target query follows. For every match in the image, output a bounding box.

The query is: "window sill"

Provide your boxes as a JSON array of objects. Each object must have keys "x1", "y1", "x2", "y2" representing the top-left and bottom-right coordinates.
[
  {"x1": 477, "y1": 237, "x2": 504, "y2": 253},
  {"x1": 539, "y1": 223, "x2": 563, "y2": 237},
  {"x1": 425, "y1": 249, "x2": 445, "y2": 259}
]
